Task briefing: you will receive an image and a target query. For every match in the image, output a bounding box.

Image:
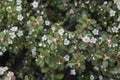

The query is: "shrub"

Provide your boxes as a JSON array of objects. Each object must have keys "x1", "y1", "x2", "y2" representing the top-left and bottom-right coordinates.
[{"x1": 0, "y1": 0, "x2": 120, "y2": 80}]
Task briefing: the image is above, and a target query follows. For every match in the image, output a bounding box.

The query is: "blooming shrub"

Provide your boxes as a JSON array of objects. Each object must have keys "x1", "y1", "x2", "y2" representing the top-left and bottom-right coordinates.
[
  {"x1": 0, "y1": 0, "x2": 120, "y2": 80},
  {"x1": 0, "y1": 66, "x2": 15, "y2": 80}
]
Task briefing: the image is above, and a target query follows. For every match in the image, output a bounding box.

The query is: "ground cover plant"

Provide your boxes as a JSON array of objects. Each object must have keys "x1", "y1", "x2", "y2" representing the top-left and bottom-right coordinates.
[{"x1": 0, "y1": 0, "x2": 120, "y2": 80}]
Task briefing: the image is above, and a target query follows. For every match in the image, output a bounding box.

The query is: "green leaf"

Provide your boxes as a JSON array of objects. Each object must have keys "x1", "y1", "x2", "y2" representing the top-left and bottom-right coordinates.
[
  {"x1": 24, "y1": 75, "x2": 29, "y2": 80},
  {"x1": 0, "y1": 32, "x2": 3, "y2": 37},
  {"x1": 55, "y1": 74, "x2": 64, "y2": 79},
  {"x1": 102, "y1": 61, "x2": 108, "y2": 68},
  {"x1": 94, "y1": 53, "x2": 103, "y2": 58},
  {"x1": 79, "y1": 55, "x2": 85, "y2": 61},
  {"x1": 91, "y1": 20, "x2": 96, "y2": 24},
  {"x1": 110, "y1": 68, "x2": 118, "y2": 74},
  {"x1": 82, "y1": 13, "x2": 87, "y2": 20},
  {"x1": 47, "y1": 35, "x2": 52, "y2": 39},
  {"x1": 80, "y1": 63, "x2": 86, "y2": 70},
  {"x1": 38, "y1": 25, "x2": 43, "y2": 30},
  {"x1": 68, "y1": 62, "x2": 75, "y2": 66},
  {"x1": 87, "y1": 26, "x2": 93, "y2": 30},
  {"x1": 68, "y1": 47, "x2": 75, "y2": 53},
  {"x1": 37, "y1": 60, "x2": 45, "y2": 68},
  {"x1": 2, "y1": 41, "x2": 8, "y2": 46},
  {"x1": 50, "y1": 44, "x2": 56, "y2": 50},
  {"x1": 41, "y1": 67, "x2": 49, "y2": 73},
  {"x1": 30, "y1": 16, "x2": 35, "y2": 21},
  {"x1": 78, "y1": 43, "x2": 87, "y2": 50}
]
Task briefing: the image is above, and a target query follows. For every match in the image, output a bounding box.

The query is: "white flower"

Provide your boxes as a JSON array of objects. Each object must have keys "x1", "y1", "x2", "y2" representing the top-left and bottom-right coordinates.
[
  {"x1": 3, "y1": 30, "x2": 8, "y2": 33},
  {"x1": 8, "y1": 39, "x2": 13, "y2": 44},
  {"x1": 51, "y1": 27, "x2": 56, "y2": 32},
  {"x1": 0, "y1": 68, "x2": 5, "y2": 75},
  {"x1": 17, "y1": 31, "x2": 23, "y2": 37},
  {"x1": 16, "y1": 6, "x2": 22, "y2": 11},
  {"x1": 0, "y1": 67, "x2": 8, "y2": 75},
  {"x1": 2, "y1": 47, "x2": 7, "y2": 52},
  {"x1": 37, "y1": 10, "x2": 40, "y2": 13},
  {"x1": 114, "y1": 0, "x2": 120, "y2": 10},
  {"x1": 94, "y1": 66, "x2": 99, "y2": 70},
  {"x1": 9, "y1": 32, "x2": 16, "y2": 39},
  {"x1": 117, "y1": 4, "x2": 120, "y2": 10},
  {"x1": 74, "y1": 1, "x2": 77, "y2": 6},
  {"x1": 27, "y1": 20, "x2": 31, "y2": 25},
  {"x1": 45, "y1": 20, "x2": 50, "y2": 26},
  {"x1": 114, "y1": 0, "x2": 118, "y2": 4},
  {"x1": 70, "y1": 69, "x2": 76, "y2": 75},
  {"x1": 118, "y1": 24, "x2": 120, "y2": 29},
  {"x1": 64, "y1": 39, "x2": 70, "y2": 45},
  {"x1": 8, "y1": 0, "x2": 12, "y2": 1},
  {"x1": 90, "y1": 75, "x2": 94, "y2": 80},
  {"x1": 34, "y1": 35, "x2": 37, "y2": 38},
  {"x1": 6, "y1": 6, "x2": 12, "y2": 11},
  {"x1": 17, "y1": 14, "x2": 23, "y2": 21},
  {"x1": 98, "y1": 37, "x2": 103, "y2": 44},
  {"x1": 109, "y1": 9, "x2": 116, "y2": 16},
  {"x1": 90, "y1": 37, "x2": 97, "y2": 43},
  {"x1": 26, "y1": 13, "x2": 30, "y2": 17},
  {"x1": 111, "y1": 26, "x2": 118, "y2": 33},
  {"x1": 92, "y1": 29, "x2": 99, "y2": 35},
  {"x1": 47, "y1": 40, "x2": 52, "y2": 44},
  {"x1": 68, "y1": 33, "x2": 75, "y2": 38},
  {"x1": 103, "y1": 1, "x2": 107, "y2": 5},
  {"x1": 7, "y1": 71, "x2": 14, "y2": 77},
  {"x1": 41, "y1": 11, "x2": 44, "y2": 15},
  {"x1": 112, "y1": 43, "x2": 118, "y2": 47},
  {"x1": 118, "y1": 51, "x2": 120, "y2": 55},
  {"x1": 117, "y1": 16, "x2": 120, "y2": 21},
  {"x1": 44, "y1": 29, "x2": 47, "y2": 31},
  {"x1": 82, "y1": 36, "x2": 90, "y2": 43},
  {"x1": 3, "y1": 67, "x2": 8, "y2": 71},
  {"x1": 28, "y1": 29, "x2": 34, "y2": 35},
  {"x1": 107, "y1": 27, "x2": 111, "y2": 32},
  {"x1": 99, "y1": 75, "x2": 103, "y2": 80},
  {"x1": 58, "y1": 28, "x2": 64, "y2": 35},
  {"x1": 42, "y1": 35, "x2": 47, "y2": 41},
  {"x1": 40, "y1": 16, "x2": 43, "y2": 20},
  {"x1": 16, "y1": 0, "x2": 22, "y2": 5},
  {"x1": 38, "y1": 43, "x2": 42, "y2": 47},
  {"x1": 43, "y1": 44, "x2": 46, "y2": 47},
  {"x1": 32, "y1": 1, "x2": 38, "y2": 8},
  {"x1": 10, "y1": 27, "x2": 18, "y2": 32},
  {"x1": 31, "y1": 47, "x2": 36, "y2": 54},
  {"x1": 64, "y1": 55, "x2": 70, "y2": 61},
  {"x1": 0, "y1": 52, "x2": 3, "y2": 56}
]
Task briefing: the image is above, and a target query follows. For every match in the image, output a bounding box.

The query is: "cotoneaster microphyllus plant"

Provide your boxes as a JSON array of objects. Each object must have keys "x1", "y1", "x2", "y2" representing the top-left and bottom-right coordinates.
[{"x1": 0, "y1": 0, "x2": 120, "y2": 80}]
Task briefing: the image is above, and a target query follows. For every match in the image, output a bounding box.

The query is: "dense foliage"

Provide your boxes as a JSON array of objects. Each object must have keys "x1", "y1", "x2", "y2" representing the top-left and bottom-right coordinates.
[{"x1": 0, "y1": 0, "x2": 120, "y2": 80}]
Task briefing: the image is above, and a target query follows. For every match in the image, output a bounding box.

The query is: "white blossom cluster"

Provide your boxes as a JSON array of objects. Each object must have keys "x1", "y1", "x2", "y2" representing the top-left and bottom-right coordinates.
[
  {"x1": 82, "y1": 36, "x2": 97, "y2": 44},
  {"x1": 16, "y1": 0, "x2": 24, "y2": 21},
  {"x1": 0, "y1": 46, "x2": 7, "y2": 56},
  {"x1": 92, "y1": 29, "x2": 99, "y2": 35},
  {"x1": 32, "y1": 47, "x2": 36, "y2": 55},
  {"x1": 0, "y1": 66, "x2": 8, "y2": 75},
  {"x1": 114, "y1": 0, "x2": 120, "y2": 10},
  {"x1": 109, "y1": 9, "x2": 116, "y2": 17},
  {"x1": 32, "y1": 1, "x2": 39, "y2": 8},
  {"x1": 70, "y1": 69, "x2": 76, "y2": 75},
  {"x1": 64, "y1": 38, "x2": 70, "y2": 45},
  {"x1": 0, "y1": 66, "x2": 14, "y2": 80},
  {"x1": 64, "y1": 55, "x2": 70, "y2": 61},
  {"x1": 58, "y1": 28, "x2": 65, "y2": 35},
  {"x1": 9, "y1": 26, "x2": 23, "y2": 39}
]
